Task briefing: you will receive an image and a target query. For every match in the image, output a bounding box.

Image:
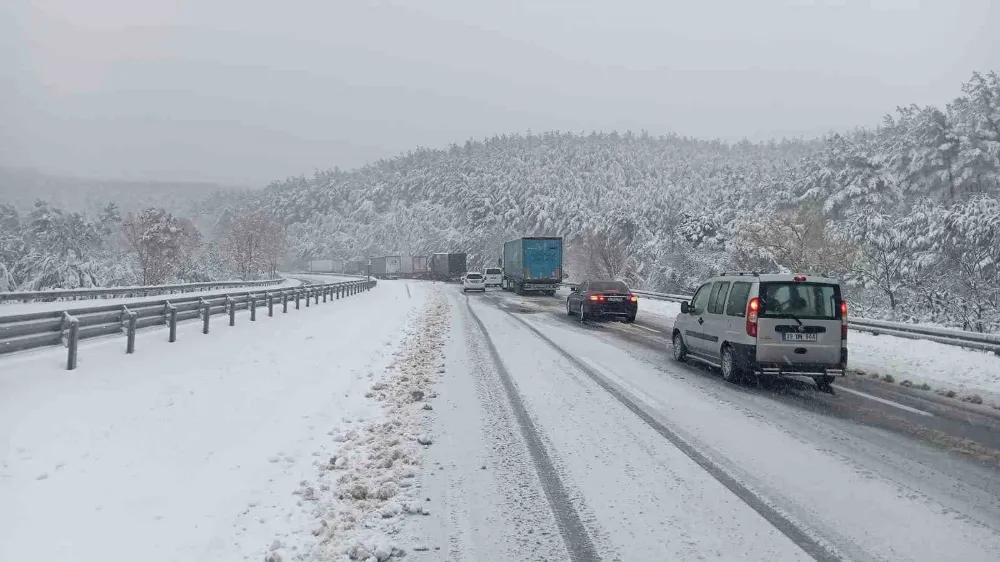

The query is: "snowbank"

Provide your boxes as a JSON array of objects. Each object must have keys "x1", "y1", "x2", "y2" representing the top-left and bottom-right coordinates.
[{"x1": 0, "y1": 278, "x2": 422, "y2": 562}]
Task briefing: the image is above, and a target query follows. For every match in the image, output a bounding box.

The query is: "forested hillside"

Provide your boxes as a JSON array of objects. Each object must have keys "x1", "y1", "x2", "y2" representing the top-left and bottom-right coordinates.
[
  {"x1": 3, "y1": 71, "x2": 998, "y2": 331},
  {"x1": 258, "y1": 71, "x2": 1000, "y2": 331}
]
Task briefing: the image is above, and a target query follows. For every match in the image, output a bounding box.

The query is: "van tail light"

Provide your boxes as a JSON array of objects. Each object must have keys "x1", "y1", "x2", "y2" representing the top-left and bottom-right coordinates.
[
  {"x1": 746, "y1": 297, "x2": 760, "y2": 337},
  {"x1": 840, "y1": 300, "x2": 848, "y2": 340}
]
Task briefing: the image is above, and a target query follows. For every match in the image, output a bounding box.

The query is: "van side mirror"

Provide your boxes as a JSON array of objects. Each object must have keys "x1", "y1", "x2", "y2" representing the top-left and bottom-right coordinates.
[{"x1": 680, "y1": 301, "x2": 690, "y2": 314}]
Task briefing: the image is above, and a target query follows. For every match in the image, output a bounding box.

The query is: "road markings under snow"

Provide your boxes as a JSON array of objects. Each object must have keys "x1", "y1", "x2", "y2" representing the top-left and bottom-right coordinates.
[
  {"x1": 833, "y1": 385, "x2": 934, "y2": 417},
  {"x1": 631, "y1": 324, "x2": 661, "y2": 334}
]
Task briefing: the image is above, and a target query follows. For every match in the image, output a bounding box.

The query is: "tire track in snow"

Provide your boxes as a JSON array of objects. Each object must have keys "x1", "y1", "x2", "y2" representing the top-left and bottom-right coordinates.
[
  {"x1": 464, "y1": 297, "x2": 602, "y2": 562},
  {"x1": 503, "y1": 310, "x2": 846, "y2": 562}
]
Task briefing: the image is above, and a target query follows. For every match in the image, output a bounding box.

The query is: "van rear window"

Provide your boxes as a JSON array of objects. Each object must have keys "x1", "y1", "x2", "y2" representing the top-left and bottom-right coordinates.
[
  {"x1": 759, "y1": 282, "x2": 841, "y2": 319},
  {"x1": 485, "y1": 268, "x2": 501, "y2": 274}
]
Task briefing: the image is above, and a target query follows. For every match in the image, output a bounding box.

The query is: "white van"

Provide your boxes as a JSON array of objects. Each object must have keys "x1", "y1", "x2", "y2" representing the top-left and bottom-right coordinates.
[
  {"x1": 483, "y1": 267, "x2": 503, "y2": 288},
  {"x1": 672, "y1": 272, "x2": 848, "y2": 391}
]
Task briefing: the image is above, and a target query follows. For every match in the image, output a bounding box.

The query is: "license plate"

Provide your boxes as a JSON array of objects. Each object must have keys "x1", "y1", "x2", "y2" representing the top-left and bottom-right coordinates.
[
  {"x1": 607, "y1": 297, "x2": 624, "y2": 302},
  {"x1": 782, "y1": 332, "x2": 818, "y2": 342}
]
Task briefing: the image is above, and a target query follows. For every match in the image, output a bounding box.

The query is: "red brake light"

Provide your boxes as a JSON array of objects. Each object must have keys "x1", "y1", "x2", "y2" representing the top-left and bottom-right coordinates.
[
  {"x1": 793, "y1": 275, "x2": 807, "y2": 281},
  {"x1": 840, "y1": 300, "x2": 848, "y2": 339},
  {"x1": 629, "y1": 294, "x2": 638, "y2": 302},
  {"x1": 589, "y1": 295, "x2": 600, "y2": 301},
  {"x1": 746, "y1": 297, "x2": 760, "y2": 337}
]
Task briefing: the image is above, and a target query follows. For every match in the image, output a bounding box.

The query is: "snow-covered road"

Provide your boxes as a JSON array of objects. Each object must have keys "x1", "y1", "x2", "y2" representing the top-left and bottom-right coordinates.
[
  {"x1": 4, "y1": 279, "x2": 999, "y2": 562},
  {"x1": 396, "y1": 284, "x2": 1000, "y2": 561}
]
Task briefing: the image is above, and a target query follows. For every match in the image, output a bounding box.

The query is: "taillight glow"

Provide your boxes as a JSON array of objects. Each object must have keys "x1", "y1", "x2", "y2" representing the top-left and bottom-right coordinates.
[
  {"x1": 746, "y1": 297, "x2": 760, "y2": 337},
  {"x1": 793, "y1": 275, "x2": 807, "y2": 281},
  {"x1": 840, "y1": 300, "x2": 848, "y2": 340},
  {"x1": 629, "y1": 294, "x2": 638, "y2": 302},
  {"x1": 589, "y1": 294, "x2": 602, "y2": 301}
]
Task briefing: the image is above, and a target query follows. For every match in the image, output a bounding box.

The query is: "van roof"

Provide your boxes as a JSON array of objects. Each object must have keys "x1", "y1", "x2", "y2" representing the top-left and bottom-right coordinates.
[{"x1": 713, "y1": 273, "x2": 841, "y2": 285}]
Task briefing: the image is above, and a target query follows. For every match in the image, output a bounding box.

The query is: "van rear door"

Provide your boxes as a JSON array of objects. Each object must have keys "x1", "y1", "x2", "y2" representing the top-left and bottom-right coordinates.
[{"x1": 756, "y1": 281, "x2": 843, "y2": 367}]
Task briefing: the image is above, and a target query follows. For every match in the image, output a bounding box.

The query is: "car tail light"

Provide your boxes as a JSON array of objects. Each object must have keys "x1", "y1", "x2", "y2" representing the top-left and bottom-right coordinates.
[
  {"x1": 589, "y1": 294, "x2": 603, "y2": 301},
  {"x1": 746, "y1": 297, "x2": 760, "y2": 337},
  {"x1": 629, "y1": 294, "x2": 638, "y2": 302},
  {"x1": 840, "y1": 300, "x2": 848, "y2": 340}
]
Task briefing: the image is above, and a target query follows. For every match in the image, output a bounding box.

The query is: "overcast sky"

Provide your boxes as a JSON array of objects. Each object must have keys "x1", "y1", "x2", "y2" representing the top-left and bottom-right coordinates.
[{"x1": 1, "y1": 0, "x2": 997, "y2": 186}]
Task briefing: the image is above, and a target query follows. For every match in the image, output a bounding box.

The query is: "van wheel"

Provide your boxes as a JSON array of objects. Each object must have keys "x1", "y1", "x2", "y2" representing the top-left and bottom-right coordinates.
[
  {"x1": 672, "y1": 332, "x2": 687, "y2": 361},
  {"x1": 816, "y1": 376, "x2": 835, "y2": 394},
  {"x1": 721, "y1": 345, "x2": 743, "y2": 383}
]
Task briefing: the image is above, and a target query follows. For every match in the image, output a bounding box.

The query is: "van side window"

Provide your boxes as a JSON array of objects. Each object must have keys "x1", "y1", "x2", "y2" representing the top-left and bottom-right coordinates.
[
  {"x1": 690, "y1": 283, "x2": 712, "y2": 315},
  {"x1": 708, "y1": 281, "x2": 730, "y2": 314},
  {"x1": 726, "y1": 282, "x2": 752, "y2": 316}
]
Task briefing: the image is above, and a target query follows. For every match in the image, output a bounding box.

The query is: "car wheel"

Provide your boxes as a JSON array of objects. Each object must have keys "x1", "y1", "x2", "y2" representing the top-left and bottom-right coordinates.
[
  {"x1": 721, "y1": 345, "x2": 743, "y2": 383},
  {"x1": 672, "y1": 332, "x2": 687, "y2": 361},
  {"x1": 624, "y1": 314, "x2": 636, "y2": 324},
  {"x1": 566, "y1": 299, "x2": 574, "y2": 316}
]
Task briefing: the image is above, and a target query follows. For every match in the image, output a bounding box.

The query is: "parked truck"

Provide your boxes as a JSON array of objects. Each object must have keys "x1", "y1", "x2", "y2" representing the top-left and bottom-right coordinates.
[
  {"x1": 344, "y1": 260, "x2": 364, "y2": 275},
  {"x1": 430, "y1": 252, "x2": 467, "y2": 282},
  {"x1": 501, "y1": 237, "x2": 563, "y2": 295},
  {"x1": 308, "y1": 259, "x2": 344, "y2": 273},
  {"x1": 412, "y1": 255, "x2": 430, "y2": 279}
]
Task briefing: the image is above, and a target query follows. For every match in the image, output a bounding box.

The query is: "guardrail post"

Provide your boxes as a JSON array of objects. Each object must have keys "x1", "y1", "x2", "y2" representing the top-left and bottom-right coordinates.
[
  {"x1": 282, "y1": 290, "x2": 289, "y2": 313},
  {"x1": 305, "y1": 288, "x2": 311, "y2": 308},
  {"x1": 165, "y1": 301, "x2": 178, "y2": 342},
  {"x1": 336, "y1": 286, "x2": 341, "y2": 299},
  {"x1": 200, "y1": 298, "x2": 210, "y2": 334},
  {"x1": 63, "y1": 312, "x2": 79, "y2": 370},
  {"x1": 322, "y1": 287, "x2": 328, "y2": 302},
  {"x1": 315, "y1": 289, "x2": 320, "y2": 305},
  {"x1": 249, "y1": 293, "x2": 257, "y2": 321},
  {"x1": 122, "y1": 306, "x2": 137, "y2": 354},
  {"x1": 266, "y1": 292, "x2": 274, "y2": 317},
  {"x1": 227, "y1": 296, "x2": 236, "y2": 326},
  {"x1": 295, "y1": 290, "x2": 301, "y2": 310}
]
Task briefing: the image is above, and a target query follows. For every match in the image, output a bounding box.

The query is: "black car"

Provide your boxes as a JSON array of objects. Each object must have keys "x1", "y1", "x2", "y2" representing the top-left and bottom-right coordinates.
[{"x1": 566, "y1": 280, "x2": 637, "y2": 323}]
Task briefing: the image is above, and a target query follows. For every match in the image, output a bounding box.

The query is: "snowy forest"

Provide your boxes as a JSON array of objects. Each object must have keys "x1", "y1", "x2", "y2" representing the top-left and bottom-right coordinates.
[{"x1": 1, "y1": 71, "x2": 998, "y2": 331}]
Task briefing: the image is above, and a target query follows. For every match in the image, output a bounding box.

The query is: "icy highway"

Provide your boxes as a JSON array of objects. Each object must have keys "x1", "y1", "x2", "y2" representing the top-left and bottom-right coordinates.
[
  {"x1": 3, "y1": 280, "x2": 999, "y2": 562},
  {"x1": 403, "y1": 285, "x2": 1000, "y2": 561}
]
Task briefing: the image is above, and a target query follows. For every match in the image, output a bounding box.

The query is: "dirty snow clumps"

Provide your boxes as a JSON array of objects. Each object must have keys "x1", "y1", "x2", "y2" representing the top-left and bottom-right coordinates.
[{"x1": 268, "y1": 288, "x2": 448, "y2": 561}]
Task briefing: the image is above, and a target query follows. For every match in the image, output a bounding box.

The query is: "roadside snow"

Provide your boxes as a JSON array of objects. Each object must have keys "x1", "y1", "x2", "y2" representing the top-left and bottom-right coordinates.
[
  {"x1": 848, "y1": 332, "x2": 1000, "y2": 398},
  {"x1": 0, "y1": 279, "x2": 422, "y2": 562},
  {"x1": 0, "y1": 277, "x2": 304, "y2": 315},
  {"x1": 637, "y1": 298, "x2": 681, "y2": 319},
  {"x1": 304, "y1": 287, "x2": 449, "y2": 561}
]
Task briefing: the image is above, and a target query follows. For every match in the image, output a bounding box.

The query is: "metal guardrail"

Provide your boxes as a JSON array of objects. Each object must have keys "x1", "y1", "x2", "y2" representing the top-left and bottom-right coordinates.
[
  {"x1": 0, "y1": 279, "x2": 377, "y2": 370},
  {"x1": 0, "y1": 278, "x2": 287, "y2": 304},
  {"x1": 565, "y1": 284, "x2": 1000, "y2": 354}
]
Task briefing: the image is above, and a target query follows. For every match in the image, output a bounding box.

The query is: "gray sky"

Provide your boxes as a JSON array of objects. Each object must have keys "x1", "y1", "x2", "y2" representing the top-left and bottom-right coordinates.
[{"x1": 1, "y1": 0, "x2": 997, "y2": 185}]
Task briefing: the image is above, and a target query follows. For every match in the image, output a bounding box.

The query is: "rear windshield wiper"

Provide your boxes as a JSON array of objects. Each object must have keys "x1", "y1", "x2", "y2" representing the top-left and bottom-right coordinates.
[{"x1": 771, "y1": 312, "x2": 804, "y2": 326}]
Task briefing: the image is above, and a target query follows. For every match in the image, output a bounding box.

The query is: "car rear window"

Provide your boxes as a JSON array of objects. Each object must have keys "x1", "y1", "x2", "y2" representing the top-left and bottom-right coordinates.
[
  {"x1": 485, "y1": 268, "x2": 501, "y2": 274},
  {"x1": 466, "y1": 273, "x2": 483, "y2": 279},
  {"x1": 759, "y1": 282, "x2": 841, "y2": 319},
  {"x1": 589, "y1": 281, "x2": 629, "y2": 292}
]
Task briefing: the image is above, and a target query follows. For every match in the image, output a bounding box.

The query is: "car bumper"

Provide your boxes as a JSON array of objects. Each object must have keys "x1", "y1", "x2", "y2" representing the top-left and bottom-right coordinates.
[{"x1": 732, "y1": 343, "x2": 846, "y2": 377}]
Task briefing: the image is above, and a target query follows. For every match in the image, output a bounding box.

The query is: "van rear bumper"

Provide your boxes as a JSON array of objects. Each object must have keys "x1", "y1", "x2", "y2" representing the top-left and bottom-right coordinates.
[{"x1": 731, "y1": 343, "x2": 847, "y2": 378}]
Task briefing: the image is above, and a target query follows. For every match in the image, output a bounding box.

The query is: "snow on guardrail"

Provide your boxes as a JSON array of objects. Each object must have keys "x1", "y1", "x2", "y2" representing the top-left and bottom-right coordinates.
[{"x1": 0, "y1": 278, "x2": 286, "y2": 304}]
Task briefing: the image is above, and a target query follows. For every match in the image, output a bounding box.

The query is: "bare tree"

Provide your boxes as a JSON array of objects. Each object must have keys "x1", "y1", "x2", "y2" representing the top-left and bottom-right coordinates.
[
  {"x1": 223, "y1": 209, "x2": 286, "y2": 280},
  {"x1": 729, "y1": 207, "x2": 856, "y2": 278},
  {"x1": 120, "y1": 208, "x2": 200, "y2": 285}
]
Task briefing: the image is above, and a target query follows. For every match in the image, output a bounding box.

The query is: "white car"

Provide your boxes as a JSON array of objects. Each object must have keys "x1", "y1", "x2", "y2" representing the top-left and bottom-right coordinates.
[
  {"x1": 462, "y1": 272, "x2": 486, "y2": 292},
  {"x1": 483, "y1": 267, "x2": 503, "y2": 288}
]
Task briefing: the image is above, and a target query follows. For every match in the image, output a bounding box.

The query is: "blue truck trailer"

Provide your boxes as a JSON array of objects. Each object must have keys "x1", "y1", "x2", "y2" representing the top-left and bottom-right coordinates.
[{"x1": 501, "y1": 237, "x2": 563, "y2": 295}]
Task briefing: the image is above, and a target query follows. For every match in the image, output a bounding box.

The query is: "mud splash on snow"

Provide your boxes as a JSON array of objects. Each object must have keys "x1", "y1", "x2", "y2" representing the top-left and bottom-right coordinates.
[{"x1": 270, "y1": 288, "x2": 448, "y2": 562}]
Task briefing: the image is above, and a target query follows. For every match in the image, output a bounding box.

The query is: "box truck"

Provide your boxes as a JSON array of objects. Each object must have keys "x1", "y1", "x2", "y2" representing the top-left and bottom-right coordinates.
[{"x1": 501, "y1": 237, "x2": 563, "y2": 295}]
